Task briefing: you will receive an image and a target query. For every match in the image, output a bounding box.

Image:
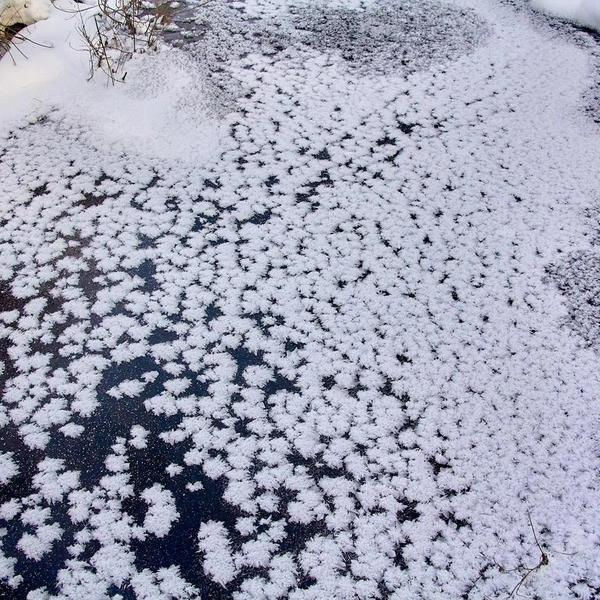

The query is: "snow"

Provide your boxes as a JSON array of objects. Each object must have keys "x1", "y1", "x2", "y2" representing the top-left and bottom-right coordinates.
[
  {"x1": 141, "y1": 483, "x2": 179, "y2": 538},
  {"x1": 0, "y1": 452, "x2": 18, "y2": 485},
  {"x1": 16, "y1": 522, "x2": 62, "y2": 561},
  {"x1": 0, "y1": 0, "x2": 51, "y2": 28},
  {"x1": 1, "y1": 0, "x2": 600, "y2": 598},
  {"x1": 531, "y1": 0, "x2": 600, "y2": 30},
  {"x1": 0, "y1": 0, "x2": 223, "y2": 162},
  {"x1": 197, "y1": 520, "x2": 237, "y2": 586}
]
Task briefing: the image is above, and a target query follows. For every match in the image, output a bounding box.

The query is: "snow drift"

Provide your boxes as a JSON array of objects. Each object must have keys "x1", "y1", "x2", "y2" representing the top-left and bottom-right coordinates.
[
  {"x1": 531, "y1": 0, "x2": 600, "y2": 30},
  {"x1": 0, "y1": 0, "x2": 51, "y2": 28}
]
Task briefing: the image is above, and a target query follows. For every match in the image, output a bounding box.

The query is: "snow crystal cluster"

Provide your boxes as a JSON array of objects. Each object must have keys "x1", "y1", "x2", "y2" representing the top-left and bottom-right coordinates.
[{"x1": 1, "y1": 0, "x2": 600, "y2": 599}]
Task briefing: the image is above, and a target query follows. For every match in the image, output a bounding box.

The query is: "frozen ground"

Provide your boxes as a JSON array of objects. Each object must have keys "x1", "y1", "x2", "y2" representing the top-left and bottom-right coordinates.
[{"x1": 1, "y1": 0, "x2": 600, "y2": 598}]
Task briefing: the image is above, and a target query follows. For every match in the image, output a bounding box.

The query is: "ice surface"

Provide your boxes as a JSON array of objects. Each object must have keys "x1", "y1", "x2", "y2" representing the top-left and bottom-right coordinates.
[{"x1": 1, "y1": 0, "x2": 600, "y2": 598}]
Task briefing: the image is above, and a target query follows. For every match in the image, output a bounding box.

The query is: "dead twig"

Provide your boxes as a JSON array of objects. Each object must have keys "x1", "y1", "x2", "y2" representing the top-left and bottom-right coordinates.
[
  {"x1": 502, "y1": 511, "x2": 548, "y2": 599},
  {"x1": 68, "y1": 0, "x2": 178, "y2": 83},
  {"x1": 0, "y1": 21, "x2": 52, "y2": 64},
  {"x1": 492, "y1": 510, "x2": 577, "y2": 599}
]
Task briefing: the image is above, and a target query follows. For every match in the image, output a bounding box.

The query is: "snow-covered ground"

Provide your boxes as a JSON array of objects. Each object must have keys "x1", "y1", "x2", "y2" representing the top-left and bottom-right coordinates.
[{"x1": 1, "y1": 0, "x2": 600, "y2": 598}]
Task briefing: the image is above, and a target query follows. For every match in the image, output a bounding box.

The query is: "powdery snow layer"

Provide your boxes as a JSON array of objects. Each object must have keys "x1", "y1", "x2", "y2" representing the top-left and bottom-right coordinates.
[{"x1": 1, "y1": 0, "x2": 600, "y2": 598}]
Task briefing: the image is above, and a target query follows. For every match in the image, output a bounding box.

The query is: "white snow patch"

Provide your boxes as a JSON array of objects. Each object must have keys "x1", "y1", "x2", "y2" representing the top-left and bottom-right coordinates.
[
  {"x1": 59, "y1": 423, "x2": 85, "y2": 438},
  {"x1": 90, "y1": 543, "x2": 135, "y2": 588},
  {"x1": 32, "y1": 459, "x2": 80, "y2": 503},
  {"x1": 17, "y1": 522, "x2": 62, "y2": 561},
  {"x1": 0, "y1": 453, "x2": 18, "y2": 485},
  {"x1": 129, "y1": 425, "x2": 149, "y2": 449},
  {"x1": 198, "y1": 521, "x2": 237, "y2": 586},
  {"x1": 141, "y1": 483, "x2": 179, "y2": 538}
]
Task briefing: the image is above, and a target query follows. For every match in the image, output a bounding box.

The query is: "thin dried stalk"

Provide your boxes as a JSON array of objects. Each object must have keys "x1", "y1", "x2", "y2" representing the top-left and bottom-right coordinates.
[{"x1": 72, "y1": 0, "x2": 177, "y2": 83}]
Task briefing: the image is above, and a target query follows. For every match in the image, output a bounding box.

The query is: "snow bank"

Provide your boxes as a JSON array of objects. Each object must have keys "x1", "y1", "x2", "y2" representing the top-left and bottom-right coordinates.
[
  {"x1": 0, "y1": 0, "x2": 51, "y2": 28},
  {"x1": 531, "y1": 0, "x2": 600, "y2": 30},
  {"x1": 0, "y1": 0, "x2": 223, "y2": 162}
]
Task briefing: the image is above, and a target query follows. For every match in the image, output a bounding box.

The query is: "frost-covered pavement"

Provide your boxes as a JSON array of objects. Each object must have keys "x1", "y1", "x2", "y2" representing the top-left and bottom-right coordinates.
[{"x1": 1, "y1": 0, "x2": 600, "y2": 598}]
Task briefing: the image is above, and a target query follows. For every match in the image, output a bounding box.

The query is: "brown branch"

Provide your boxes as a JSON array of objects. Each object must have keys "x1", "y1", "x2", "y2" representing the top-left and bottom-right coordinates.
[{"x1": 503, "y1": 511, "x2": 548, "y2": 599}]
